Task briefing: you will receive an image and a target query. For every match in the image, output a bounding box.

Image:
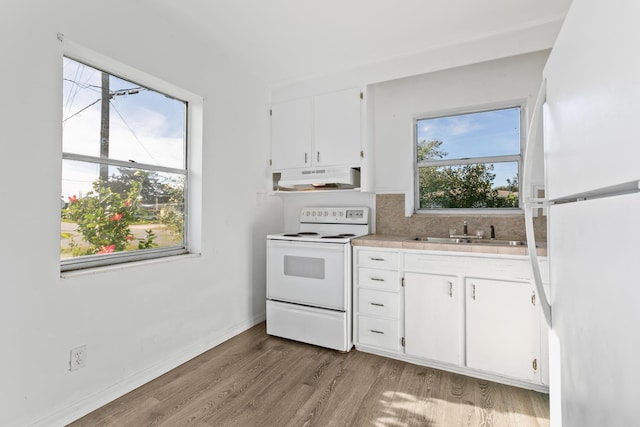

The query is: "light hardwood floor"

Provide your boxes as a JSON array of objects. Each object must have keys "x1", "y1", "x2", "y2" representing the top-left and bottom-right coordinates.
[{"x1": 69, "y1": 323, "x2": 549, "y2": 427}]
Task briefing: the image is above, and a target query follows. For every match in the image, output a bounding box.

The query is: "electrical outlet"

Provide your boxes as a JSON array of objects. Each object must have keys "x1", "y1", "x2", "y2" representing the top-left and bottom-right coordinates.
[{"x1": 69, "y1": 345, "x2": 86, "y2": 371}]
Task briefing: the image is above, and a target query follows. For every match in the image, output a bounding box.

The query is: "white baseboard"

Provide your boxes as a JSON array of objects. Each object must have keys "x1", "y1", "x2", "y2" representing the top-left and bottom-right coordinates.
[{"x1": 31, "y1": 313, "x2": 266, "y2": 427}]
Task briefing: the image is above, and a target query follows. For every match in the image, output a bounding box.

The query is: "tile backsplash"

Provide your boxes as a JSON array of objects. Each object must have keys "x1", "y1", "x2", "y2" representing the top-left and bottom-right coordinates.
[{"x1": 375, "y1": 194, "x2": 547, "y2": 242}]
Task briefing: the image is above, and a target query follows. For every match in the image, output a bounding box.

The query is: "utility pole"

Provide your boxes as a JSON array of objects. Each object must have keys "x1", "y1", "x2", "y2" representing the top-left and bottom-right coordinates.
[{"x1": 100, "y1": 71, "x2": 110, "y2": 182}]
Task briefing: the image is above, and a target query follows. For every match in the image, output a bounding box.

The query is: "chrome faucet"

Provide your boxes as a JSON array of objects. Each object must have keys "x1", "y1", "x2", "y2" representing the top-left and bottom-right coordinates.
[
  {"x1": 490, "y1": 225, "x2": 496, "y2": 240},
  {"x1": 463, "y1": 221, "x2": 468, "y2": 236}
]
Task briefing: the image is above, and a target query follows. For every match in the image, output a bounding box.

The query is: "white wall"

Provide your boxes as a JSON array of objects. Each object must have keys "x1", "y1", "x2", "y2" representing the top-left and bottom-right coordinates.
[
  {"x1": 270, "y1": 20, "x2": 561, "y2": 103},
  {"x1": 371, "y1": 51, "x2": 549, "y2": 214},
  {"x1": 0, "y1": 1, "x2": 281, "y2": 425},
  {"x1": 271, "y1": 29, "x2": 556, "y2": 225}
]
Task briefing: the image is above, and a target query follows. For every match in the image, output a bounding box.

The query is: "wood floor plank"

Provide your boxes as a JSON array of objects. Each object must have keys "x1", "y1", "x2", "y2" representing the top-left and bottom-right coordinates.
[
  {"x1": 151, "y1": 339, "x2": 299, "y2": 426},
  {"x1": 198, "y1": 345, "x2": 319, "y2": 425},
  {"x1": 293, "y1": 351, "x2": 383, "y2": 426},
  {"x1": 68, "y1": 323, "x2": 550, "y2": 427}
]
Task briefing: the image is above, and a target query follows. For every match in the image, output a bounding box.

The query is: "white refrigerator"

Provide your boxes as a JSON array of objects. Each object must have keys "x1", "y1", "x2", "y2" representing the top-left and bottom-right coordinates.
[{"x1": 524, "y1": 0, "x2": 640, "y2": 426}]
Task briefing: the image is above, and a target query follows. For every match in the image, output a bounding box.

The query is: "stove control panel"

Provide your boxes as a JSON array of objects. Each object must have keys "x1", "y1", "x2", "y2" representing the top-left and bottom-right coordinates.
[{"x1": 300, "y1": 207, "x2": 369, "y2": 224}]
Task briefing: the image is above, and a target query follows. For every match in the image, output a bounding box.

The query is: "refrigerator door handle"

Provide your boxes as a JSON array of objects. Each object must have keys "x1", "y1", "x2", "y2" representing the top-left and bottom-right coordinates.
[{"x1": 523, "y1": 78, "x2": 552, "y2": 326}]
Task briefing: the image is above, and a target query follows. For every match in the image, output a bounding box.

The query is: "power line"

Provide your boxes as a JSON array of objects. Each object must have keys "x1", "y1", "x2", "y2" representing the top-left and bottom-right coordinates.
[
  {"x1": 62, "y1": 86, "x2": 147, "y2": 123},
  {"x1": 63, "y1": 65, "x2": 86, "y2": 124},
  {"x1": 63, "y1": 98, "x2": 101, "y2": 122},
  {"x1": 63, "y1": 78, "x2": 102, "y2": 91},
  {"x1": 109, "y1": 100, "x2": 157, "y2": 164}
]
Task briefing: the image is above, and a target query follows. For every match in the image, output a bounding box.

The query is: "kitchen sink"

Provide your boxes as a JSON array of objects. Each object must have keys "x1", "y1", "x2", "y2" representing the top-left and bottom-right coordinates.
[{"x1": 409, "y1": 237, "x2": 526, "y2": 246}]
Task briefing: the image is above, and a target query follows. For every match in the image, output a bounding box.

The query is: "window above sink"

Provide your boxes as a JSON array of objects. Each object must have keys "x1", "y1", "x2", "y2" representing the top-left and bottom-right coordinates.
[{"x1": 415, "y1": 106, "x2": 523, "y2": 212}]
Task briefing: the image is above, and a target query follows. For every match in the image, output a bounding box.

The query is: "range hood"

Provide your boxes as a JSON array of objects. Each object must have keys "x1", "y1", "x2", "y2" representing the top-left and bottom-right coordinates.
[{"x1": 276, "y1": 167, "x2": 360, "y2": 191}]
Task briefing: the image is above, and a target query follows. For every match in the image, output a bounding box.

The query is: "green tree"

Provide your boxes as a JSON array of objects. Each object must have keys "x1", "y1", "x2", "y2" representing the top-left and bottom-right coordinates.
[
  {"x1": 105, "y1": 168, "x2": 185, "y2": 239},
  {"x1": 417, "y1": 140, "x2": 448, "y2": 206},
  {"x1": 157, "y1": 175, "x2": 185, "y2": 239},
  {"x1": 494, "y1": 175, "x2": 519, "y2": 208},
  {"x1": 417, "y1": 139, "x2": 518, "y2": 209},
  {"x1": 417, "y1": 139, "x2": 447, "y2": 162},
  {"x1": 106, "y1": 168, "x2": 173, "y2": 205}
]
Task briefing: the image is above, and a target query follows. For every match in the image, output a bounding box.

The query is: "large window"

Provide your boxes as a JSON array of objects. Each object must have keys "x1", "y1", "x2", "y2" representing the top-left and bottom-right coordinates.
[
  {"x1": 415, "y1": 106, "x2": 522, "y2": 211},
  {"x1": 61, "y1": 56, "x2": 188, "y2": 271}
]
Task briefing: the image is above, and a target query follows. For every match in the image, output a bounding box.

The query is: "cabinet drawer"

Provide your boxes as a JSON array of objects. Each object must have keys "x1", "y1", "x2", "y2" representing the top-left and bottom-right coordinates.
[
  {"x1": 357, "y1": 316, "x2": 400, "y2": 350},
  {"x1": 357, "y1": 267, "x2": 399, "y2": 291},
  {"x1": 357, "y1": 250, "x2": 398, "y2": 269},
  {"x1": 358, "y1": 288, "x2": 399, "y2": 318}
]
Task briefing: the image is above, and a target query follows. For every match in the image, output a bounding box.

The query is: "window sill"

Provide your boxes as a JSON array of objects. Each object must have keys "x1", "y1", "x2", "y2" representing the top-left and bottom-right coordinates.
[{"x1": 60, "y1": 253, "x2": 201, "y2": 279}]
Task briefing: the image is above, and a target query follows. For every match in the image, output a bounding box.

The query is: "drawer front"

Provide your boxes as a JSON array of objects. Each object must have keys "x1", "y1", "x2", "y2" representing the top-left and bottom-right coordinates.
[
  {"x1": 358, "y1": 288, "x2": 399, "y2": 318},
  {"x1": 357, "y1": 267, "x2": 399, "y2": 291},
  {"x1": 357, "y1": 316, "x2": 400, "y2": 350},
  {"x1": 357, "y1": 250, "x2": 398, "y2": 269},
  {"x1": 404, "y1": 252, "x2": 533, "y2": 281}
]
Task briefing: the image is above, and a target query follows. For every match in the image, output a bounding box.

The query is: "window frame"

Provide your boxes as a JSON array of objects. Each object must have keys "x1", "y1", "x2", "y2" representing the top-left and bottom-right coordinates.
[
  {"x1": 60, "y1": 42, "x2": 202, "y2": 272},
  {"x1": 413, "y1": 103, "x2": 525, "y2": 214}
]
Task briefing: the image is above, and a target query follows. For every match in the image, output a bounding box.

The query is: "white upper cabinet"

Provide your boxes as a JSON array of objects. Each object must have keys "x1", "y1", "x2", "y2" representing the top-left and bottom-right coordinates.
[
  {"x1": 313, "y1": 88, "x2": 362, "y2": 167},
  {"x1": 270, "y1": 97, "x2": 312, "y2": 170},
  {"x1": 270, "y1": 88, "x2": 361, "y2": 171}
]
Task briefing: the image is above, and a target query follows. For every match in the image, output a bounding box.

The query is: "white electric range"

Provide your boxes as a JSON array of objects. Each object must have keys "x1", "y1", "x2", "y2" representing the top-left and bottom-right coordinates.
[{"x1": 266, "y1": 206, "x2": 370, "y2": 351}]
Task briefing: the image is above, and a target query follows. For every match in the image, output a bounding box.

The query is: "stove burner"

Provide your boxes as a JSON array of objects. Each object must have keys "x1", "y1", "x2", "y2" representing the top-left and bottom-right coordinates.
[
  {"x1": 298, "y1": 232, "x2": 319, "y2": 235},
  {"x1": 338, "y1": 233, "x2": 355, "y2": 237},
  {"x1": 283, "y1": 233, "x2": 301, "y2": 237}
]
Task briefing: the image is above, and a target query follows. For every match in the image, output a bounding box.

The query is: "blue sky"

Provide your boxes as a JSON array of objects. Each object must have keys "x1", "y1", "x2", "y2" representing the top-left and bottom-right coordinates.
[{"x1": 416, "y1": 107, "x2": 520, "y2": 187}]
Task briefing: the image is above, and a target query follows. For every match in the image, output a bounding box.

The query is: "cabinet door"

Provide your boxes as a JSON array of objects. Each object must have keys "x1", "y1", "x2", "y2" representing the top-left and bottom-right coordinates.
[
  {"x1": 466, "y1": 278, "x2": 539, "y2": 382},
  {"x1": 313, "y1": 88, "x2": 361, "y2": 167},
  {"x1": 271, "y1": 97, "x2": 312, "y2": 170},
  {"x1": 404, "y1": 272, "x2": 461, "y2": 365}
]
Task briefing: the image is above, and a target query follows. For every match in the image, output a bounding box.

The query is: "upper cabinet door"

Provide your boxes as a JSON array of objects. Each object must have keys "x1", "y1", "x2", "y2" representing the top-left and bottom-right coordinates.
[
  {"x1": 313, "y1": 88, "x2": 362, "y2": 167},
  {"x1": 271, "y1": 97, "x2": 312, "y2": 170}
]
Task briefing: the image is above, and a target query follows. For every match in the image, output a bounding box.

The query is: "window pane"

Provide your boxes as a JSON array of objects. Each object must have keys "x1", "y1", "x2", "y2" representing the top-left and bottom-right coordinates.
[
  {"x1": 418, "y1": 162, "x2": 519, "y2": 209},
  {"x1": 62, "y1": 57, "x2": 186, "y2": 168},
  {"x1": 61, "y1": 160, "x2": 185, "y2": 259},
  {"x1": 416, "y1": 107, "x2": 520, "y2": 160}
]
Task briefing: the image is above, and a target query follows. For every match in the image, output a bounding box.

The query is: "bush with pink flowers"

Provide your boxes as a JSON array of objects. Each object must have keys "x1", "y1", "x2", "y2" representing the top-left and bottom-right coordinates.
[{"x1": 63, "y1": 179, "x2": 156, "y2": 256}]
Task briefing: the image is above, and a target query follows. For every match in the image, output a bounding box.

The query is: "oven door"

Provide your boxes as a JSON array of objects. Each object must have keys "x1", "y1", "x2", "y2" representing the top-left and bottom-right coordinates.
[{"x1": 267, "y1": 239, "x2": 349, "y2": 310}]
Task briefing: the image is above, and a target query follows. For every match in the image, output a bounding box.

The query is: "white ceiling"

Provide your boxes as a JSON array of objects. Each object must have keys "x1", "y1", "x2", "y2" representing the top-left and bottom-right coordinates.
[{"x1": 160, "y1": 0, "x2": 572, "y2": 86}]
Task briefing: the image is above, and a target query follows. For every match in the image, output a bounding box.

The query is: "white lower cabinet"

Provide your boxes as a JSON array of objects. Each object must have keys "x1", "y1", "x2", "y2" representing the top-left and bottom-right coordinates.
[
  {"x1": 404, "y1": 272, "x2": 461, "y2": 365},
  {"x1": 353, "y1": 247, "x2": 401, "y2": 353},
  {"x1": 358, "y1": 316, "x2": 400, "y2": 350},
  {"x1": 358, "y1": 288, "x2": 399, "y2": 318},
  {"x1": 353, "y1": 246, "x2": 548, "y2": 391},
  {"x1": 465, "y1": 277, "x2": 540, "y2": 382}
]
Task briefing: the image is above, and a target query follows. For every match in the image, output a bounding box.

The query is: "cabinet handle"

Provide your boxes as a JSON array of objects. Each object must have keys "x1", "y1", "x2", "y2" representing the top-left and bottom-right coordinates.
[
  {"x1": 369, "y1": 257, "x2": 385, "y2": 261},
  {"x1": 472, "y1": 284, "x2": 476, "y2": 300},
  {"x1": 317, "y1": 151, "x2": 320, "y2": 162},
  {"x1": 370, "y1": 277, "x2": 385, "y2": 282},
  {"x1": 448, "y1": 281, "x2": 453, "y2": 297},
  {"x1": 304, "y1": 152, "x2": 308, "y2": 164},
  {"x1": 370, "y1": 329, "x2": 385, "y2": 335},
  {"x1": 370, "y1": 302, "x2": 385, "y2": 307}
]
